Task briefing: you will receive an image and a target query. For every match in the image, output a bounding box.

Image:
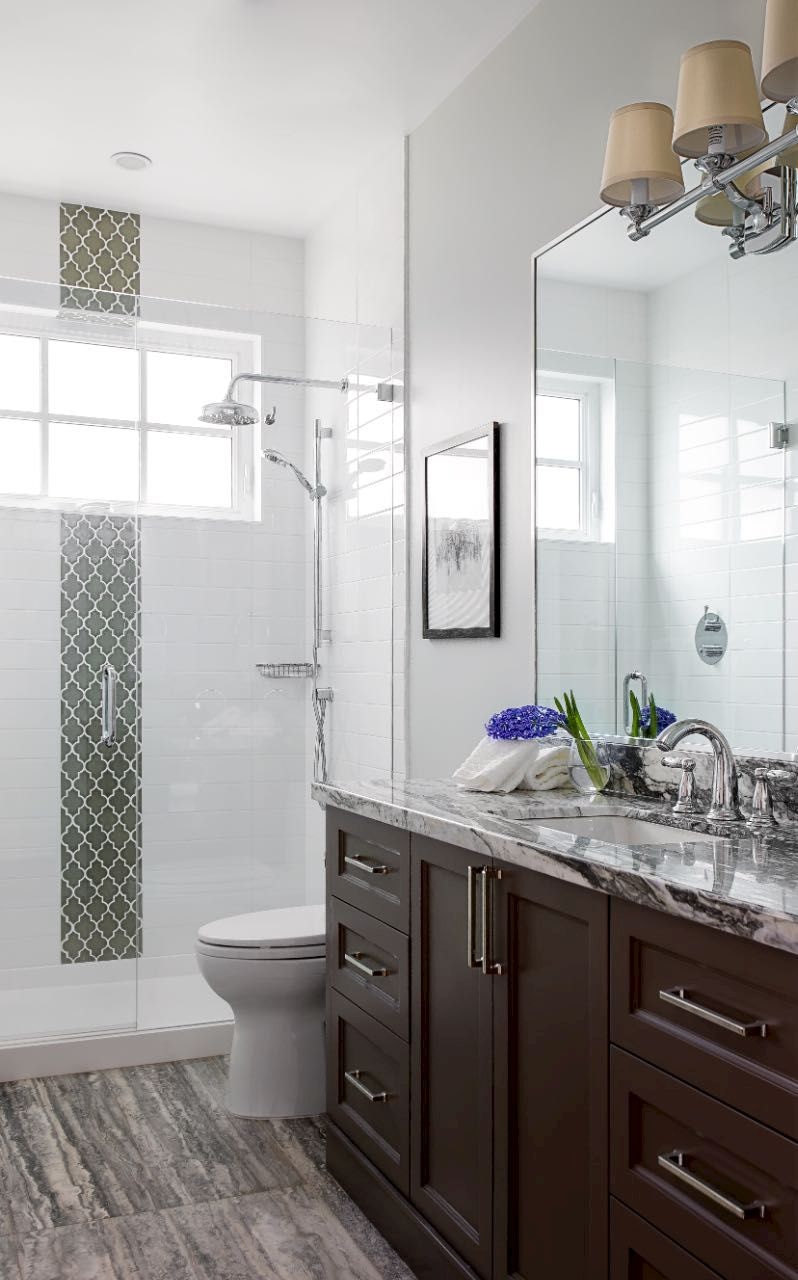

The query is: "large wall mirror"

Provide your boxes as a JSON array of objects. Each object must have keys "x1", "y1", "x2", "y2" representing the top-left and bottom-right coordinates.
[{"x1": 534, "y1": 103, "x2": 798, "y2": 756}]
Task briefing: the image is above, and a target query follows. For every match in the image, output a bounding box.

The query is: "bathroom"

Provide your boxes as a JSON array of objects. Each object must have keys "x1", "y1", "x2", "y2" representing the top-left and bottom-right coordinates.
[{"x1": 1, "y1": 0, "x2": 797, "y2": 1277}]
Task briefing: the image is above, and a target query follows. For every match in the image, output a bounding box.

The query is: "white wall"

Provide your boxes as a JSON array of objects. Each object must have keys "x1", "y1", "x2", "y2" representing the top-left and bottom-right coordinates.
[{"x1": 407, "y1": 0, "x2": 765, "y2": 776}]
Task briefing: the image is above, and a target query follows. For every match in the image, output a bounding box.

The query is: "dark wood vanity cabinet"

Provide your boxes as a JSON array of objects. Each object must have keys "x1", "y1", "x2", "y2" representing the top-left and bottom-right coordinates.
[
  {"x1": 326, "y1": 809, "x2": 609, "y2": 1280},
  {"x1": 325, "y1": 806, "x2": 798, "y2": 1280}
]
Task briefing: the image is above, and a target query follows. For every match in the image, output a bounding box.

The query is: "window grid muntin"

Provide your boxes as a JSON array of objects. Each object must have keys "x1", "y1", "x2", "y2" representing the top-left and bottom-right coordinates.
[{"x1": 0, "y1": 319, "x2": 255, "y2": 517}]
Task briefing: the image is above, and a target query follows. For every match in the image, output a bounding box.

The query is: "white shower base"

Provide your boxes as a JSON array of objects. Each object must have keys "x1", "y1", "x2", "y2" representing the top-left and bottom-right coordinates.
[{"x1": 0, "y1": 954, "x2": 232, "y2": 1080}]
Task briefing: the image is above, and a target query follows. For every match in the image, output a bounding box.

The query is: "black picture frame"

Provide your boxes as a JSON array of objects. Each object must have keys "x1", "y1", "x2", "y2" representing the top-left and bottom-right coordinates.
[{"x1": 422, "y1": 422, "x2": 500, "y2": 639}]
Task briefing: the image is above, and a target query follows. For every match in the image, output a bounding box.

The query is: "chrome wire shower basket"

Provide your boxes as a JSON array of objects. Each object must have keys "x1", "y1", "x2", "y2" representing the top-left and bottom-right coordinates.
[{"x1": 256, "y1": 662, "x2": 314, "y2": 679}]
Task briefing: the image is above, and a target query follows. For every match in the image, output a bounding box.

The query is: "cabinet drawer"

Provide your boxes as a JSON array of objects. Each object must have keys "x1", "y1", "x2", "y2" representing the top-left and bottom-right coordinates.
[
  {"x1": 611, "y1": 1200, "x2": 722, "y2": 1280},
  {"x1": 611, "y1": 1047, "x2": 798, "y2": 1280},
  {"x1": 326, "y1": 989, "x2": 409, "y2": 1196},
  {"x1": 611, "y1": 899, "x2": 798, "y2": 1140},
  {"x1": 327, "y1": 808, "x2": 409, "y2": 932},
  {"x1": 328, "y1": 898, "x2": 409, "y2": 1040}
]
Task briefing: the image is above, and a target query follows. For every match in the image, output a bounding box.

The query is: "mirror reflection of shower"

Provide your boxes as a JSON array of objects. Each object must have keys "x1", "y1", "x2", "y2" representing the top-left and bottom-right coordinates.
[{"x1": 200, "y1": 372, "x2": 346, "y2": 783}]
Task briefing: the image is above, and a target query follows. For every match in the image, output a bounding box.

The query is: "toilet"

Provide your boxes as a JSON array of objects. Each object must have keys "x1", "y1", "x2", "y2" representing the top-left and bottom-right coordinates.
[{"x1": 195, "y1": 904, "x2": 326, "y2": 1118}]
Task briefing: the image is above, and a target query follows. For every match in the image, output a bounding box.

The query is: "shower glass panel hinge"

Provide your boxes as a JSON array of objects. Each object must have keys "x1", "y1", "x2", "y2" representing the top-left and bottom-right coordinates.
[
  {"x1": 769, "y1": 421, "x2": 791, "y2": 449},
  {"x1": 319, "y1": 628, "x2": 332, "y2": 643},
  {"x1": 316, "y1": 425, "x2": 333, "y2": 440}
]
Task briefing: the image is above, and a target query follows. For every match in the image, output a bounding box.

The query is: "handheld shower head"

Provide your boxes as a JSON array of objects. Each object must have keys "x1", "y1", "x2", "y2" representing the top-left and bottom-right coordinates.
[
  {"x1": 263, "y1": 450, "x2": 326, "y2": 500},
  {"x1": 199, "y1": 396, "x2": 260, "y2": 427}
]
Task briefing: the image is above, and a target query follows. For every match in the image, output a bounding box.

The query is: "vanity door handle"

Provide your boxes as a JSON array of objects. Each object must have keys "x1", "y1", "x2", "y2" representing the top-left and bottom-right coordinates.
[
  {"x1": 481, "y1": 866, "x2": 504, "y2": 976},
  {"x1": 344, "y1": 951, "x2": 390, "y2": 978},
  {"x1": 658, "y1": 1151, "x2": 766, "y2": 1220},
  {"x1": 467, "y1": 865, "x2": 483, "y2": 969},
  {"x1": 659, "y1": 987, "x2": 767, "y2": 1038},
  {"x1": 344, "y1": 1069, "x2": 392, "y2": 1103},
  {"x1": 344, "y1": 853, "x2": 392, "y2": 876}
]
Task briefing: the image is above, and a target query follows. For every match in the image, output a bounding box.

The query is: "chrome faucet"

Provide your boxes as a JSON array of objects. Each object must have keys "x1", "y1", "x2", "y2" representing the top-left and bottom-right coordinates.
[{"x1": 655, "y1": 718, "x2": 742, "y2": 823}]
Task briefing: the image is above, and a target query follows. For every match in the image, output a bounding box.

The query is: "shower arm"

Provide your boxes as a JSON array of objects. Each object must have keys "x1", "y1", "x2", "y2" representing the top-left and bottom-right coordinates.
[{"x1": 225, "y1": 371, "x2": 348, "y2": 400}]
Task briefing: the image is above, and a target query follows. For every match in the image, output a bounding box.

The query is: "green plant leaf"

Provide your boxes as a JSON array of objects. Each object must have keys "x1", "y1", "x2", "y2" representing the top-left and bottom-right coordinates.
[
  {"x1": 648, "y1": 694, "x2": 659, "y2": 740},
  {"x1": 629, "y1": 690, "x2": 641, "y2": 738}
]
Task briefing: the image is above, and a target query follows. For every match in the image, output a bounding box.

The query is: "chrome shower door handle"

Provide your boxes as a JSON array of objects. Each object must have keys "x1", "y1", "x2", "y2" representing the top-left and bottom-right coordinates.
[{"x1": 101, "y1": 662, "x2": 118, "y2": 747}]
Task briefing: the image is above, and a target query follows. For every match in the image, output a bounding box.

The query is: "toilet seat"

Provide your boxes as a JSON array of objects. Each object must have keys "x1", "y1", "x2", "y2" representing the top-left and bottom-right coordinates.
[{"x1": 196, "y1": 904, "x2": 325, "y2": 961}]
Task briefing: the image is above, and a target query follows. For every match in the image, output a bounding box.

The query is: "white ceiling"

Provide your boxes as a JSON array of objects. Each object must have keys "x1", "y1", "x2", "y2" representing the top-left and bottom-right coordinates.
[{"x1": 0, "y1": 0, "x2": 540, "y2": 237}]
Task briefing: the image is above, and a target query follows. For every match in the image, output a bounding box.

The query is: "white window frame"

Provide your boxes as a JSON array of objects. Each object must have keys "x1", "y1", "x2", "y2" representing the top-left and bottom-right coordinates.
[
  {"x1": 535, "y1": 372, "x2": 601, "y2": 541},
  {"x1": 0, "y1": 306, "x2": 261, "y2": 521}
]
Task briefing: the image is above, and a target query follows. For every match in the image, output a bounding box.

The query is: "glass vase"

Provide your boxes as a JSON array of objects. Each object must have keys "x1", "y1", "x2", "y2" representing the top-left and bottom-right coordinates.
[{"x1": 567, "y1": 736, "x2": 611, "y2": 795}]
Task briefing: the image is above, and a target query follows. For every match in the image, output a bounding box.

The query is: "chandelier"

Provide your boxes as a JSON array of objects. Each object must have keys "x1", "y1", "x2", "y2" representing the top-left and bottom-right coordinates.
[{"x1": 599, "y1": 0, "x2": 798, "y2": 258}]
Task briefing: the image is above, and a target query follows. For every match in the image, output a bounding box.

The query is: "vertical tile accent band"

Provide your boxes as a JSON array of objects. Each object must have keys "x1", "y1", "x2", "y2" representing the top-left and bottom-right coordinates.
[
  {"x1": 60, "y1": 513, "x2": 140, "y2": 963},
  {"x1": 59, "y1": 203, "x2": 141, "y2": 317}
]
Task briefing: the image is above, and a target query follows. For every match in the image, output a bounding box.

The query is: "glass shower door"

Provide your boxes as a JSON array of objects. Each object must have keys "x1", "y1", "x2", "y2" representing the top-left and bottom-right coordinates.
[{"x1": 0, "y1": 277, "x2": 140, "y2": 1043}]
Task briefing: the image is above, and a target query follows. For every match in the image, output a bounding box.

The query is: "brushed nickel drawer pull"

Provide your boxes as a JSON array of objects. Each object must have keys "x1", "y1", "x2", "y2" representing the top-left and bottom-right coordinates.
[
  {"x1": 658, "y1": 1151, "x2": 766, "y2": 1220},
  {"x1": 481, "y1": 866, "x2": 504, "y2": 977},
  {"x1": 659, "y1": 987, "x2": 767, "y2": 1038},
  {"x1": 344, "y1": 951, "x2": 391, "y2": 978},
  {"x1": 344, "y1": 1069, "x2": 392, "y2": 1103},
  {"x1": 467, "y1": 865, "x2": 483, "y2": 969},
  {"x1": 344, "y1": 853, "x2": 392, "y2": 876}
]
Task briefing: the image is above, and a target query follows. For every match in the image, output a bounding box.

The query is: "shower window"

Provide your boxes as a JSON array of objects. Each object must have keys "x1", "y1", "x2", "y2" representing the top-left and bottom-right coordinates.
[{"x1": 0, "y1": 319, "x2": 258, "y2": 517}]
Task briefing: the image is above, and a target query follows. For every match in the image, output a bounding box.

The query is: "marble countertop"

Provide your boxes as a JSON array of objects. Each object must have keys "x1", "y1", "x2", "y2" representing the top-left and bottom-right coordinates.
[{"x1": 312, "y1": 777, "x2": 798, "y2": 955}]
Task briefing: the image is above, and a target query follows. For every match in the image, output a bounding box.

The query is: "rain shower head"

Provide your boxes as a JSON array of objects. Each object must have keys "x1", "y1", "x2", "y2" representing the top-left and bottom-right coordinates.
[
  {"x1": 200, "y1": 370, "x2": 348, "y2": 427},
  {"x1": 263, "y1": 449, "x2": 326, "y2": 500},
  {"x1": 199, "y1": 397, "x2": 260, "y2": 427}
]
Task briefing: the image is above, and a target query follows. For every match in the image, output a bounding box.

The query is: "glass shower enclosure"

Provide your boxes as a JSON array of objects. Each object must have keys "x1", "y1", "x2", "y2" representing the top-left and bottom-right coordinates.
[{"x1": 0, "y1": 273, "x2": 396, "y2": 1050}]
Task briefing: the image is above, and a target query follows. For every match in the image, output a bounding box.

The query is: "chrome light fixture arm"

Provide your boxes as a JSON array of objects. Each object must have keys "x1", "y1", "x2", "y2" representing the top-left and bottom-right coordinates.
[{"x1": 627, "y1": 123, "x2": 798, "y2": 242}]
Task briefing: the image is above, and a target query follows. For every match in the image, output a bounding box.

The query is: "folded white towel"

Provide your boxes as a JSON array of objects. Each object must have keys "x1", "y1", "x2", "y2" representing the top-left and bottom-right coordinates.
[
  {"x1": 520, "y1": 743, "x2": 571, "y2": 790},
  {"x1": 454, "y1": 738, "x2": 571, "y2": 794}
]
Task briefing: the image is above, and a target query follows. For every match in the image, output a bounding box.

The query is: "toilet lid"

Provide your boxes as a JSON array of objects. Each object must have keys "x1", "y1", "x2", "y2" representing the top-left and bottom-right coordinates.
[{"x1": 197, "y1": 904, "x2": 326, "y2": 949}]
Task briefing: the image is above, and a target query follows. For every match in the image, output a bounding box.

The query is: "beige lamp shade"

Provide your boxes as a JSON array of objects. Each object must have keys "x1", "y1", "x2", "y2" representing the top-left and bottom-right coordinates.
[
  {"x1": 673, "y1": 40, "x2": 766, "y2": 158},
  {"x1": 600, "y1": 102, "x2": 684, "y2": 208},
  {"x1": 762, "y1": 0, "x2": 798, "y2": 102}
]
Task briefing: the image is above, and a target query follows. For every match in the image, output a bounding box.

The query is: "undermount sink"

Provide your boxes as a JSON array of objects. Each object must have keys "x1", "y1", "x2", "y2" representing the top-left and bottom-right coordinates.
[{"x1": 532, "y1": 815, "x2": 710, "y2": 846}]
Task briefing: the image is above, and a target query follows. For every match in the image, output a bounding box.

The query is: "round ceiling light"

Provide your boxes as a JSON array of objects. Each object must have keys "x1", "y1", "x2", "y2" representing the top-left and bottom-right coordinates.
[{"x1": 111, "y1": 151, "x2": 152, "y2": 171}]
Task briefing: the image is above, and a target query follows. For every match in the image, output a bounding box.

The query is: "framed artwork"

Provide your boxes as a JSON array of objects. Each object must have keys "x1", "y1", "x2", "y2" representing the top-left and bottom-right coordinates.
[{"x1": 422, "y1": 422, "x2": 500, "y2": 639}]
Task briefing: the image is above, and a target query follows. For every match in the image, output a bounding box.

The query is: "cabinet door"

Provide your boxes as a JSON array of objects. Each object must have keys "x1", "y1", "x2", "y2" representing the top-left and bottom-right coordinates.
[
  {"x1": 493, "y1": 862, "x2": 609, "y2": 1280},
  {"x1": 410, "y1": 835, "x2": 494, "y2": 1279}
]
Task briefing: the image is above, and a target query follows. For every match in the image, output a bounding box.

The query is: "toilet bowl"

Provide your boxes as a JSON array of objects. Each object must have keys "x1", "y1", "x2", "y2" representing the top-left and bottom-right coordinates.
[{"x1": 195, "y1": 903, "x2": 326, "y2": 1118}]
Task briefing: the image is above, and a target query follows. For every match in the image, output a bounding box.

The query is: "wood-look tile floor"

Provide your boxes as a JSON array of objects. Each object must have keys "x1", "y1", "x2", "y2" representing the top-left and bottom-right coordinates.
[{"x1": 0, "y1": 1056, "x2": 415, "y2": 1280}]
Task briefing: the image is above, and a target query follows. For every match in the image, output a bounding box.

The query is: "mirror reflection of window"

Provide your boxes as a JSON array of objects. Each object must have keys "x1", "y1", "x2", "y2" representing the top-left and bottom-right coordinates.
[{"x1": 535, "y1": 375, "x2": 601, "y2": 540}]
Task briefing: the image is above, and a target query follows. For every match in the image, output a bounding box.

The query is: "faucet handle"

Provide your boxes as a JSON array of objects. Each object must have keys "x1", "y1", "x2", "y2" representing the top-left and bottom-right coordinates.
[
  {"x1": 662, "y1": 755, "x2": 697, "y2": 816},
  {"x1": 748, "y1": 768, "x2": 790, "y2": 833}
]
